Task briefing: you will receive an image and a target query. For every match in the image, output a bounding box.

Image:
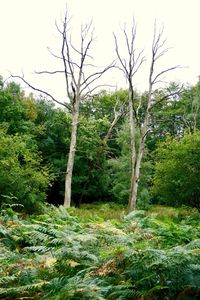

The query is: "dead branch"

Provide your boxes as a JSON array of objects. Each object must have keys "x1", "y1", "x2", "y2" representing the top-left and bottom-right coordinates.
[
  {"x1": 47, "y1": 47, "x2": 63, "y2": 60},
  {"x1": 82, "y1": 84, "x2": 115, "y2": 99},
  {"x1": 152, "y1": 65, "x2": 181, "y2": 85},
  {"x1": 35, "y1": 70, "x2": 67, "y2": 75},
  {"x1": 113, "y1": 33, "x2": 129, "y2": 77},
  {"x1": 149, "y1": 24, "x2": 181, "y2": 88},
  {"x1": 104, "y1": 95, "x2": 128, "y2": 143},
  {"x1": 10, "y1": 75, "x2": 69, "y2": 109},
  {"x1": 150, "y1": 84, "x2": 184, "y2": 110},
  {"x1": 80, "y1": 62, "x2": 115, "y2": 94}
]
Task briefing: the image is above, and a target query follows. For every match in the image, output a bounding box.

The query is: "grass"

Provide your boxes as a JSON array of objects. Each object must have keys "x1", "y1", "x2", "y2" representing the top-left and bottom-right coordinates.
[
  {"x1": 68, "y1": 202, "x2": 127, "y2": 222},
  {"x1": 147, "y1": 204, "x2": 199, "y2": 220}
]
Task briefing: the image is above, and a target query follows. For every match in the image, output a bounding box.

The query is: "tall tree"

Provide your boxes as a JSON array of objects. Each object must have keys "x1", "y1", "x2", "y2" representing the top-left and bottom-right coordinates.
[
  {"x1": 114, "y1": 21, "x2": 144, "y2": 211},
  {"x1": 114, "y1": 22, "x2": 179, "y2": 211},
  {"x1": 12, "y1": 10, "x2": 113, "y2": 208}
]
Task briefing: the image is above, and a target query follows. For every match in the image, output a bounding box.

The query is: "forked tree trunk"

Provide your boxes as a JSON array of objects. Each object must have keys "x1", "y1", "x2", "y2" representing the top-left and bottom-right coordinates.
[
  {"x1": 114, "y1": 21, "x2": 179, "y2": 211},
  {"x1": 128, "y1": 92, "x2": 151, "y2": 210}
]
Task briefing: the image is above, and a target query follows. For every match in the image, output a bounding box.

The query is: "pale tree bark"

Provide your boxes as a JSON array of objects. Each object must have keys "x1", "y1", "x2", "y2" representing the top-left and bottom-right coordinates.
[
  {"x1": 12, "y1": 9, "x2": 114, "y2": 208},
  {"x1": 103, "y1": 94, "x2": 127, "y2": 144},
  {"x1": 114, "y1": 21, "x2": 180, "y2": 211}
]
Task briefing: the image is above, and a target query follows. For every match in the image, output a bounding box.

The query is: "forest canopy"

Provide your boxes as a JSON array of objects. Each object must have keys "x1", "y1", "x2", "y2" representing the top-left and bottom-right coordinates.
[{"x1": 1, "y1": 77, "x2": 200, "y2": 212}]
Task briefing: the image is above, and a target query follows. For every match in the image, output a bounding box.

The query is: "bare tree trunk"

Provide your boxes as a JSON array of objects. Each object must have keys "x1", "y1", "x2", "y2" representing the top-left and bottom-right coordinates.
[
  {"x1": 128, "y1": 87, "x2": 137, "y2": 210},
  {"x1": 129, "y1": 85, "x2": 152, "y2": 209},
  {"x1": 64, "y1": 97, "x2": 80, "y2": 207},
  {"x1": 104, "y1": 119, "x2": 118, "y2": 144},
  {"x1": 129, "y1": 160, "x2": 140, "y2": 210},
  {"x1": 128, "y1": 111, "x2": 149, "y2": 210},
  {"x1": 129, "y1": 141, "x2": 144, "y2": 210}
]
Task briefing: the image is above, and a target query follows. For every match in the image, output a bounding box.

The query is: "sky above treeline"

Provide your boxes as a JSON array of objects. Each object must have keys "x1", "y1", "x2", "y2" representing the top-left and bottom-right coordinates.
[{"x1": 0, "y1": 0, "x2": 200, "y2": 100}]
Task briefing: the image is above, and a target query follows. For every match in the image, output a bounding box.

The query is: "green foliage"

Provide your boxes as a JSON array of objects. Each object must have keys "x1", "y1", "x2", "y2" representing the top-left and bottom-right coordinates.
[
  {"x1": 33, "y1": 100, "x2": 71, "y2": 203},
  {"x1": 0, "y1": 205, "x2": 199, "y2": 299},
  {"x1": 146, "y1": 81, "x2": 200, "y2": 153},
  {"x1": 80, "y1": 89, "x2": 128, "y2": 122},
  {"x1": 1, "y1": 76, "x2": 200, "y2": 214},
  {"x1": 153, "y1": 131, "x2": 200, "y2": 210},
  {"x1": 108, "y1": 122, "x2": 153, "y2": 208},
  {"x1": 0, "y1": 79, "x2": 119, "y2": 207},
  {"x1": 0, "y1": 81, "x2": 38, "y2": 135},
  {"x1": 0, "y1": 131, "x2": 52, "y2": 212},
  {"x1": 72, "y1": 116, "x2": 110, "y2": 205}
]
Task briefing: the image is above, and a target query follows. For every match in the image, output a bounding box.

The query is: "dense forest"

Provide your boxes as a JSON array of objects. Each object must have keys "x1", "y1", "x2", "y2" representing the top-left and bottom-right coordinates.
[
  {"x1": 1, "y1": 76, "x2": 200, "y2": 212},
  {"x1": 0, "y1": 10, "x2": 200, "y2": 300}
]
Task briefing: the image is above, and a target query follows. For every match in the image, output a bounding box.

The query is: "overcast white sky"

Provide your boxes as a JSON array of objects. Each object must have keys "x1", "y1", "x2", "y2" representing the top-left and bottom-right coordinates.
[{"x1": 0, "y1": 0, "x2": 200, "y2": 101}]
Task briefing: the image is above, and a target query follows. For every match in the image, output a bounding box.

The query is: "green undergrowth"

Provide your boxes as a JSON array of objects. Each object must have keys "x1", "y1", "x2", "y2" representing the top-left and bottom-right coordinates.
[
  {"x1": 0, "y1": 204, "x2": 199, "y2": 299},
  {"x1": 68, "y1": 202, "x2": 127, "y2": 222}
]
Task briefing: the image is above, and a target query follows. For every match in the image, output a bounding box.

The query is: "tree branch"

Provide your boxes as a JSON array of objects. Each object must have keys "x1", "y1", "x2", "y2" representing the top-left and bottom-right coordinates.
[
  {"x1": 152, "y1": 65, "x2": 181, "y2": 85},
  {"x1": 80, "y1": 62, "x2": 115, "y2": 94},
  {"x1": 35, "y1": 70, "x2": 67, "y2": 75},
  {"x1": 150, "y1": 84, "x2": 184, "y2": 110},
  {"x1": 10, "y1": 75, "x2": 69, "y2": 109}
]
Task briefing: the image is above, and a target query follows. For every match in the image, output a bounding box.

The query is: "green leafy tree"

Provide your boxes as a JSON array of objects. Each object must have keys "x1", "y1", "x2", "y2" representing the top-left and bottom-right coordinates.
[
  {"x1": 73, "y1": 116, "x2": 110, "y2": 206},
  {"x1": 33, "y1": 99, "x2": 112, "y2": 206},
  {"x1": 147, "y1": 79, "x2": 200, "y2": 150},
  {"x1": 33, "y1": 100, "x2": 71, "y2": 204},
  {"x1": 0, "y1": 131, "x2": 52, "y2": 212},
  {"x1": 179, "y1": 78, "x2": 200, "y2": 132},
  {"x1": 0, "y1": 81, "x2": 37, "y2": 135},
  {"x1": 153, "y1": 131, "x2": 200, "y2": 210}
]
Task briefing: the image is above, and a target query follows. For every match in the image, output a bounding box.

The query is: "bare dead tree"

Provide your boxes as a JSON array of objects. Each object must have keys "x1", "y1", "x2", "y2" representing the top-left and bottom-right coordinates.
[
  {"x1": 12, "y1": 10, "x2": 114, "y2": 208},
  {"x1": 114, "y1": 21, "x2": 180, "y2": 211},
  {"x1": 114, "y1": 20, "x2": 145, "y2": 211}
]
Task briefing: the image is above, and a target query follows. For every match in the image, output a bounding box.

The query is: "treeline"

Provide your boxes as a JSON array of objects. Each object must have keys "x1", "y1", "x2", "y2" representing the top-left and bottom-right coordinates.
[{"x1": 0, "y1": 75, "x2": 200, "y2": 212}]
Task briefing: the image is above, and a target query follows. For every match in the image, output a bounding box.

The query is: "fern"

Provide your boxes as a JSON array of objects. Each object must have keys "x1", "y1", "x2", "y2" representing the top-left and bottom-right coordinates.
[{"x1": 0, "y1": 205, "x2": 199, "y2": 299}]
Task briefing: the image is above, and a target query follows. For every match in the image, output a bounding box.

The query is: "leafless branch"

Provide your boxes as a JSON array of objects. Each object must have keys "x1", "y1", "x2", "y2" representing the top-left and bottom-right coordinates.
[
  {"x1": 47, "y1": 47, "x2": 63, "y2": 60},
  {"x1": 123, "y1": 22, "x2": 136, "y2": 57},
  {"x1": 104, "y1": 94, "x2": 128, "y2": 143},
  {"x1": 10, "y1": 75, "x2": 69, "y2": 109},
  {"x1": 114, "y1": 21, "x2": 145, "y2": 82},
  {"x1": 63, "y1": 22, "x2": 77, "y2": 87},
  {"x1": 152, "y1": 65, "x2": 181, "y2": 85},
  {"x1": 35, "y1": 70, "x2": 66, "y2": 75},
  {"x1": 80, "y1": 62, "x2": 115, "y2": 93},
  {"x1": 150, "y1": 84, "x2": 184, "y2": 110},
  {"x1": 132, "y1": 50, "x2": 146, "y2": 77},
  {"x1": 60, "y1": 13, "x2": 71, "y2": 99},
  {"x1": 82, "y1": 84, "x2": 115, "y2": 99},
  {"x1": 149, "y1": 24, "x2": 182, "y2": 90},
  {"x1": 113, "y1": 33, "x2": 129, "y2": 77}
]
